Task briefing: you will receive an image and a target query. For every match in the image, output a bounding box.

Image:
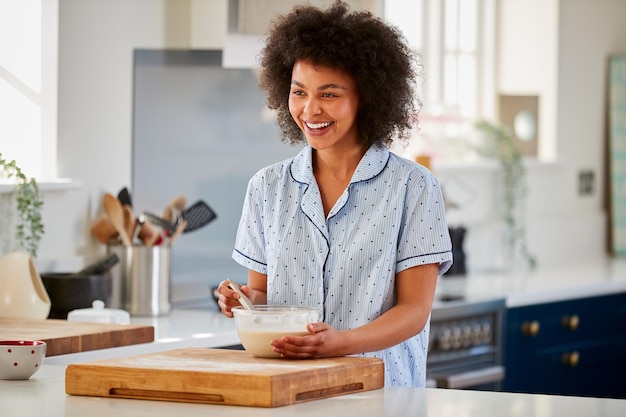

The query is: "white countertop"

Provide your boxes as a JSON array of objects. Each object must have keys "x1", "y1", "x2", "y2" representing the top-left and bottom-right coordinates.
[
  {"x1": 12, "y1": 257, "x2": 626, "y2": 415},
  {"x1": 45, "y1": 308, "x2": 239, "y2": 365},
  {"x1": 3, "y1": 364, "x2": 625, "y2": 417},
  {"x1": 435, "y1": 257, "x2": 626, "y2": 307},
  {"x1": 44, "y1": 257, "x2": 626, "y2": 365}
]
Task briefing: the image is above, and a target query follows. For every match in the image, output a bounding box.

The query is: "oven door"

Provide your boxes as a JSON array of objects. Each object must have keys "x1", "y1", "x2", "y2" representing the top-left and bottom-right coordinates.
[
  {"x1": 429, "y1": 365, "x2": 505, "y2": 390},
  {"x1": 427, "y1": 350, "x2": 505, "y2": 390}
]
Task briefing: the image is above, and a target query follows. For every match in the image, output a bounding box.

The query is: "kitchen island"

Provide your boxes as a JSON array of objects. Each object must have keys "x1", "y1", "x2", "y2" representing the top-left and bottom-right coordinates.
[
  {"x1": 44, "y1": 257, "x2": 626, "y2": 365},
  {"x1": 2, "y1": 364, "x2": 625, "y2": 417}
]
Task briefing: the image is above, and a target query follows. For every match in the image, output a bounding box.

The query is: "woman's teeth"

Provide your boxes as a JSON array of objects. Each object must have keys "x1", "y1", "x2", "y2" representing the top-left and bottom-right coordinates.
[{"x1": 306, "y1": 121, "x2": 332, "y2": 129}]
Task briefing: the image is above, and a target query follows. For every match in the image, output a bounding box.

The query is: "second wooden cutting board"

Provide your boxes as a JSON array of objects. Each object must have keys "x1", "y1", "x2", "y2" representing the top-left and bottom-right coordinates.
[
  {"x1": 0, "y1": 318, "x2": 154, "y2": 356},
  {"x1": 65, "y1": 348, "x2": 384, "y2": 407}
]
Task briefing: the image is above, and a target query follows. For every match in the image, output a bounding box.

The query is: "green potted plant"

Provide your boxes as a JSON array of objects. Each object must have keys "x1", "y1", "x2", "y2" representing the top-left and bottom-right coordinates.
[
  {"x1": 475, "y1": 120, "x2": 536, "y2": 271},
  {"x1": 0, "y1": 153, "x2": 44, "y2": 258}
]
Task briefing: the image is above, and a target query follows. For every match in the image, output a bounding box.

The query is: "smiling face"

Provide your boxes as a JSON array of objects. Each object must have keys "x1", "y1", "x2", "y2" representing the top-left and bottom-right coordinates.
[{"x1": 288, "y1": 60, "x2": 361, "y2": 151}]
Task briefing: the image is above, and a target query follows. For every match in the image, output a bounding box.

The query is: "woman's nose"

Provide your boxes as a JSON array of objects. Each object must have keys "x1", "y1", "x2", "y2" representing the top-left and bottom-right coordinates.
[{"x1": 303, "y1": 98, "x2": 321, "y2": 115}]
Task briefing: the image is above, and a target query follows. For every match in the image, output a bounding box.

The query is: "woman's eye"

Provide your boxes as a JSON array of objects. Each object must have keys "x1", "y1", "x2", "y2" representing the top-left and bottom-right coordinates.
[
  {"x1": 291, "y1": 89, "x2": 305, "y2": 96},
  {"x1": 322, "y1": 93, "x2": 337, "y2": 98}
]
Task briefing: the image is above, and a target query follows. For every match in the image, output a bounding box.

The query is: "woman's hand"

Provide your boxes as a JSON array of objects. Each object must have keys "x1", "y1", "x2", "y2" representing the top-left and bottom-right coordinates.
[
  {"x1": 269, "y1": 322, "x2": 349, "y2": 359},
  {"x1": 216, "y1": 271, "x2": 268, "y2": 317},
  {"x1": 270, "y1": 263, "x2": 439, "y2": 358},
  {"x1": 215, "y1": 280, "x2": 253, "y2": 318}
]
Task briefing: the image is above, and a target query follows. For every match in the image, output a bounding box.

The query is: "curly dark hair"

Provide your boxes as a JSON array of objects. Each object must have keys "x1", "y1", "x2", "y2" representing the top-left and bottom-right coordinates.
[{"x1": 258, "y1": 0, "x2": 420, "y2": 147}]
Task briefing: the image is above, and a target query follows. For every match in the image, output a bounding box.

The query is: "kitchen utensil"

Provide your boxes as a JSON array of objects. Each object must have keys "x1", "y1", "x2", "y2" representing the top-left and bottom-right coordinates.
[
  {"x1": 0, "y1": 340, "x2": 46, "y2": 380},
  {"x1": 232, "y1": 305, "x2": 320, "y2": 358},
  {"x1": 162, "y1": 195, "x2": 186, "y2": 222},
  {"x1": 117, "y1": 187, "x2": 132, "y2": 207},
  {"x1": 169, "y1": 195, "x2": 187, "y2": 211},
  {"x1": 162, "y1": 206, "x2": 175, "y2": 224},
  {"x1": 90, "y1": 215, "x2": 118, "y2": 244},
  {"x1": 122, "y1": 204, "x2": 136, "y2": 243},
  {"x1": 181, "y1": 200, "x2": 217, "y2": 233},
  {"x1": 65, "y1": 348, "x2": 384, "y2": 407},
  {"x1": 78, "y1": 253, "x2": 120, "y2": 275},
  {"x1": 141, "y1": 211, "x2": 176, "y2": 234},
  {"x1": 103, "y1": 193, "x2": 132, "y2": 246},
  {"x1": 0, "y1": 252, "x2": 51, "y2": 320},
  {"x1": 227, "y1": 280, "x2": 255, "y2": 311},
  {"x1": 135, "y1": 216, "x2": 159, "y2": 246},
  {"x1": 0, "y1": 318, "x2": 154, "y2": 357},
  {"x1": 168, "y1": 219, "x2": 187, "y2": 245},
  {"x1": 40, "y1": 272, "x2": 113, "y2": 319}
]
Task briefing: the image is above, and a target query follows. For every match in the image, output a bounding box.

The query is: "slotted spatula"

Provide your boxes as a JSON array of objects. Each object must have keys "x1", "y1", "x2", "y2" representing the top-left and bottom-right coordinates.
[{"x1": 181, "y1": 200, "x2": 217, "y2": 233}]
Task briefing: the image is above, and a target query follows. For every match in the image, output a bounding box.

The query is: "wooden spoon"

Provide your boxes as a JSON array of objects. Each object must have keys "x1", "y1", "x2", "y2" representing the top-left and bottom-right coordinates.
[
  {"x1": 163, "y1": 195, "x2": 187, "y2": 223},
  {"x1": 90, "y1": 215, "x2": 118, "y2": 244},
  {"x1": 103, "y1": 193, "x2": 132, "y2": 246},
  {"x1": 123, "y1": 204, "x2": 136, "y2": 243},
  {"x1": 168, "y1": 219, "x2": 187, "y2": 245}
]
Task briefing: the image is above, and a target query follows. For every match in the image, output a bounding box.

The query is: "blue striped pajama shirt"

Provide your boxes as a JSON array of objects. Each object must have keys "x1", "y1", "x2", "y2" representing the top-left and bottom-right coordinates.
[{"x1": 232, "y1": 144, "x2": 453, "y2": 387}]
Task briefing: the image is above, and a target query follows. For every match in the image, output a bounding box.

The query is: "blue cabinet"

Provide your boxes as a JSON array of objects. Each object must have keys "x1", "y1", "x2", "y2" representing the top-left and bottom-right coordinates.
[{"x1": 503, "y1": 292, "x2": 626, "y2": 398}]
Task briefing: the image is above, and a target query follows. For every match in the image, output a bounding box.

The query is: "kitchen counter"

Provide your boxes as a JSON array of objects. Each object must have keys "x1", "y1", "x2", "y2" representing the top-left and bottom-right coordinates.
[
  {"x1": 44, "y1": 257, "x2": 626, "y2": 364},
  {"x1": 3, "y1": 364, "x2": 625, "y2": 417},
  {"x1": 13, "y1": 257, "x2": 626, "y2": 414},
  {"x1": 45, "y1": 308, "x2": 239, "y2": 365},
  {"x1": 435, "y1": 257, "x2": 626, "y2": 307}
]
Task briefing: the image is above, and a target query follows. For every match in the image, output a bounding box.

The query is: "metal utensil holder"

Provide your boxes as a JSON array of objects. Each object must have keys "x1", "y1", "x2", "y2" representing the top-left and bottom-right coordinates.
[{"x1": 107, "y1": 245, "x2": 171, "y2": 316}]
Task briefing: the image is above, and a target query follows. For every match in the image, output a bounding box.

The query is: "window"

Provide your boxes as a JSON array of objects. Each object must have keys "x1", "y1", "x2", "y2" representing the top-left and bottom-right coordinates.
[
  {"x1": 0, "y1": 0, "x2": 57, "y2": 181},
  {"x1": 385, "y1": 0, "x2": 496, "y2": 164}
]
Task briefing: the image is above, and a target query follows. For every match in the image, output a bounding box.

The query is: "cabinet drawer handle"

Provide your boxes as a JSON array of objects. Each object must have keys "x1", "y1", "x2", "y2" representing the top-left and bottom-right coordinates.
[
  {"x1": 562, "y1": 351, "x2": 580, "y2": 367},
  {"x1": 561, "y1": 314, "x2": 580, "y2": 330},
  {"x1": 521, "y1": 320, "x2": 540, "y2": 337}
]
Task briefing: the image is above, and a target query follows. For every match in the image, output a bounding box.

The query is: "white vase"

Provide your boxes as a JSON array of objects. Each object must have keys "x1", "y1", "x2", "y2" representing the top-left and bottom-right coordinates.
[{"x1": 0, "y1": 252, "x2": 51, "y2": 319}]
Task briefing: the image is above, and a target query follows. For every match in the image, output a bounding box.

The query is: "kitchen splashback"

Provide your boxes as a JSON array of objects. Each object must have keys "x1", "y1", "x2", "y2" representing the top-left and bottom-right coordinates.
[{"x1": 132, "y1": 50, "x2": 300, "y2": 303}]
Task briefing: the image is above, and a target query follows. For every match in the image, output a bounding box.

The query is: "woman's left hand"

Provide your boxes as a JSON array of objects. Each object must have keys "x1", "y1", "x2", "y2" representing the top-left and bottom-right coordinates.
[{"x1": 269, "y1": 322, "x2": 347, "y2": 359}]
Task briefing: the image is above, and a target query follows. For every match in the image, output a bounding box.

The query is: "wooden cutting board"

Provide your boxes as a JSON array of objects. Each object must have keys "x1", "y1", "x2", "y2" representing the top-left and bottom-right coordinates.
[
  {"x1": 0, "y1": 318, "x2": 154, "y2": 356},
  {"x1": 65, "y1": 348, "x2": 384, "y2": 407}
]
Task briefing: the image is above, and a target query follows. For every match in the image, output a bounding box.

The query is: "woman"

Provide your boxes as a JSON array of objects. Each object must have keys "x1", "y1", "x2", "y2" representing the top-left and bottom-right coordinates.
[{"x1": 217, "y1": 0, "x2": 453, "y2": 387}]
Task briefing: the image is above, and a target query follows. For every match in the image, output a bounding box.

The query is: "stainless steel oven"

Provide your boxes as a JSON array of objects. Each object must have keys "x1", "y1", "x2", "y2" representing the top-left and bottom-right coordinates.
[{"x1": 427, "y1": 297, "x2": 506, "y2": 390}]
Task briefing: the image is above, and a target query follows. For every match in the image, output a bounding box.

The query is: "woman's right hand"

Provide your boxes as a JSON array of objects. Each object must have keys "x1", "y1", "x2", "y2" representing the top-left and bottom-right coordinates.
[{"x1": 215, "y1": 279, "x2": 251, "y2": 318}]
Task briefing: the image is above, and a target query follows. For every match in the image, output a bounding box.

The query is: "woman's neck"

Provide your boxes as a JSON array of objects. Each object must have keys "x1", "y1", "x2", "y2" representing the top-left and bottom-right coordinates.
[{"x1": 312, "y1": 144, "x2": 368, "y2": 181}]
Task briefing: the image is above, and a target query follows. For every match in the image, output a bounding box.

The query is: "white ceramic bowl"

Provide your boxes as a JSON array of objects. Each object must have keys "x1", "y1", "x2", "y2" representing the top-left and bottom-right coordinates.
[
  {"x1": 0, "y1": 340, "x2": 47, "y2": 380},
  {"x1": 232, "y1": 305, "x2": 320, "y2": 358}
]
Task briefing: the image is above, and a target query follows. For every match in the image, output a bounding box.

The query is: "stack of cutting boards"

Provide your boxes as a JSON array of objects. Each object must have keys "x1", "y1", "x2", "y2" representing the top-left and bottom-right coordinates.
[{"x1": 65, "y1": 348, "x2": 384, "y2": 407}]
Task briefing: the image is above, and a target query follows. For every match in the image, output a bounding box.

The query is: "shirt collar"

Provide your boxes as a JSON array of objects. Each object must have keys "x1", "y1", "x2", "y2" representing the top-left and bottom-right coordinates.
[{"x1": 290, "y1": 144, "x2": 390, "y2": 184}]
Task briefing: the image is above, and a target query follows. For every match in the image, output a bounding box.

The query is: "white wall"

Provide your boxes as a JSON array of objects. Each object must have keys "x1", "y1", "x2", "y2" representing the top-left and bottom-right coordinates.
[
  {"x1": 43, "y1": 0, "x2": 226, "y2": 265},
  {"x1": 36, "y1": 0, "x2": 626, "y2": 278},
  {"x1": 497, "y1": 0, "x2": 558, "y2": 161},
  {"x1": 532, "y1": 0, "x2": 626, "y2": 267},
  {"x1": 423, "y1": 0, "x2": 625, "y2": 271}
]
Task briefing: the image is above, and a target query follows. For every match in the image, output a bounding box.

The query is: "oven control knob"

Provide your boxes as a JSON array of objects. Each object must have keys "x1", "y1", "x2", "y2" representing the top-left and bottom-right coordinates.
[
  {"x1": 438, "y1": 328, "x2": 452, "y2": 351},
  {"x1": 461, "y1": 325, "x2": 472, "y2": 347},
  {"x1": 481, "y1": 323, "x2": 491, "y2": 344},
  {"x1": 471, "y1": 323, "x2": 483, "y2": 345},
  {"x1": 451, "y1": 327, "x2": 462, "y2": 349}
]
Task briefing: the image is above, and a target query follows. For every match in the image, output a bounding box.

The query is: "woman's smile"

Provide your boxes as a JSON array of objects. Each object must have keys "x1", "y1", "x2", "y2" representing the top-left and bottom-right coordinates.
[{"x1": 304, "y1": 120, "x2": 334, "y2": 136}]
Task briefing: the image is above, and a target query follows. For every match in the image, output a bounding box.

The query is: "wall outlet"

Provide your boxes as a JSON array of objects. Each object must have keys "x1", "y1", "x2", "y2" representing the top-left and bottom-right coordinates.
[{"x1": 578, "y1": 170, "x2": 595, "y2": 196}]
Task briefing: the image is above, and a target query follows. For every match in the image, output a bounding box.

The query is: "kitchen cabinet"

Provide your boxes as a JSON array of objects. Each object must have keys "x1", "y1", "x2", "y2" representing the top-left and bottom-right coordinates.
[{"x1": 503, "y1": 292, "x2": 626, "y2": 398}]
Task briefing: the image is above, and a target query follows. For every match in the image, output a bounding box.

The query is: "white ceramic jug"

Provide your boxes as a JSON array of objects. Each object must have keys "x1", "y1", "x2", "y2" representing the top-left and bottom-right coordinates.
[{"x1": 0, "y1": 251, "x2": 51, "y2": 319}]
